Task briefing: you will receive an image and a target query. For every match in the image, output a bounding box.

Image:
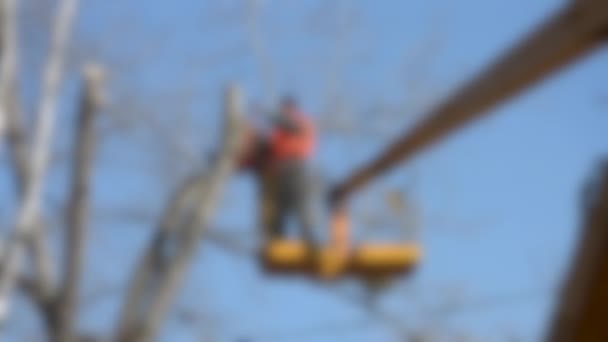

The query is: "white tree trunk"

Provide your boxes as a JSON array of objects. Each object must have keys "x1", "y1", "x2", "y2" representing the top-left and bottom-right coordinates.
[{"x1": 0, "y1": 0, "x2": 79, "y2": 322}]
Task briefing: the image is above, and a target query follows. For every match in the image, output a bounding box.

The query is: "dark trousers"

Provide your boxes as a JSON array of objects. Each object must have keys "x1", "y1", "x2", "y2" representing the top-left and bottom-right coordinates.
[{"x1": 258, "y1": 161, "x2": 317, "y2": 245}]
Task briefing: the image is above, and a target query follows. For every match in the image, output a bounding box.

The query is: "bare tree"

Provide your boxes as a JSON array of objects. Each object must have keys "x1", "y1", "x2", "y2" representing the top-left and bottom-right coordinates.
[
  {"x1": 0, "y1": 1, "x2": 606, "y2": 340},
  {"x1": 115, "y1": 85, "x2": 245, "y2": 341},
  {"x1": 0, "y1": 0, "x2": 79, "y2": 322}
]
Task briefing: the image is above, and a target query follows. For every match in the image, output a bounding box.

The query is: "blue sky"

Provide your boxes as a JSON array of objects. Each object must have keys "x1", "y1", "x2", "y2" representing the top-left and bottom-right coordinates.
[{"x1": 2, "y1": 0, "x2": 607, "y2": 340}]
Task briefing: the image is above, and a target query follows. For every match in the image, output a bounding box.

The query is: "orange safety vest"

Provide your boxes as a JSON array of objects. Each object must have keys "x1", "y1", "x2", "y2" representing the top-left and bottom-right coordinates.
[{"x1": 269, "y1": 110, "x2": 316, "y2": 163}]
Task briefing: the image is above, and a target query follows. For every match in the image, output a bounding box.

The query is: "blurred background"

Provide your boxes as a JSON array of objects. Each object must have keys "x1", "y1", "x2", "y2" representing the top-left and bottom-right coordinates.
[{"x1": 0, "y1": 0, "x2": 607, "y2": 341}]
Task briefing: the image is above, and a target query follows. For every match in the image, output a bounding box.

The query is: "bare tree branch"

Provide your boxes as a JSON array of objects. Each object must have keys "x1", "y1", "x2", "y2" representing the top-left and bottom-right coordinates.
[
  {"x1": 27, "y1": 219, "x2": 56, "y2": 300},
  {"x1": 1, "y1": 0, "x2": 56, "y2": 314},
  {"x1": 3, "y1": 95, "x2": 29, "y2": 193},
  {"x1": 50, "y1": 64, "x2": 105, "y2": 342},
  {"x1": 0, "y1": 0, "x2": 18, "y2": 146},
  {"x1": 0, "y1": 0, "x2": 79, "y2": 322},
  {"x1": 115, "y1": 84, "x2": 245, "y2": 341},
  {"x1": 0, "y1": 0, "x2": 29, "y2": 200}
]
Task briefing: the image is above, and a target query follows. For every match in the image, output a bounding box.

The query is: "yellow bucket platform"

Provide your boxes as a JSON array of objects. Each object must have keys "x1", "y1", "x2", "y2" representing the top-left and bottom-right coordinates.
[{"x1": 261, "y1": 239, "x2": 421, "y2": 278}]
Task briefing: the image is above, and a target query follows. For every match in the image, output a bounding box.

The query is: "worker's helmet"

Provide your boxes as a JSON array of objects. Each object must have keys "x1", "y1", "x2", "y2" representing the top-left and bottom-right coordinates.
[{"x1": 280, "y1": 94, "x2": 297, "y2": 110}]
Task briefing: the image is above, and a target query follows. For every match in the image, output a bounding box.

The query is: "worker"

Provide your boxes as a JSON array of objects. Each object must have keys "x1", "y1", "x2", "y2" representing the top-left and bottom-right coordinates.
[{"x1": 238, "y1": 96, "x2": 318, "y2": 245}]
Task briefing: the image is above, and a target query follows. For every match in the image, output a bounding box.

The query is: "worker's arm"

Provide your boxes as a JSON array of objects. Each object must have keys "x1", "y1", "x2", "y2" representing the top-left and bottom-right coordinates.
[{"x1": 244, "y1": 134, "x2": 271, "y2": 169}]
